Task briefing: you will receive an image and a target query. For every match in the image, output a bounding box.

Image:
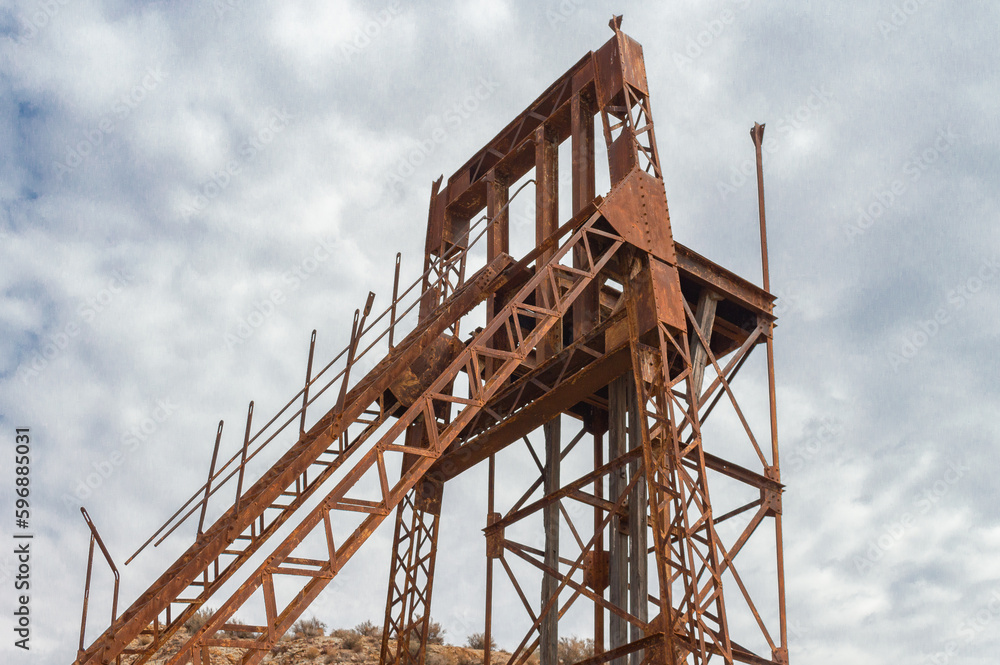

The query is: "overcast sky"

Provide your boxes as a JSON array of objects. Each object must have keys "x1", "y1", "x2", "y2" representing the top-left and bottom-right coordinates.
[{"x1": 2, "y1": 1, "x2": 999, "y2": 664}]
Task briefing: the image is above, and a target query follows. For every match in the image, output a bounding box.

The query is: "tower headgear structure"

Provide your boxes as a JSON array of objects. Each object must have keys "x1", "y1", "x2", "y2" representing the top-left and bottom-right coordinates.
[{"x1": 74, "y1": 19, "x2": 788, "y2": 665}]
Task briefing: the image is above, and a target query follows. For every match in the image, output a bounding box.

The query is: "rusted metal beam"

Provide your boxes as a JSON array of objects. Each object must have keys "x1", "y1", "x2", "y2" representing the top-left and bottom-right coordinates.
[{"x1": 74, "y1": 23, "x2": 788, "y2": 665}]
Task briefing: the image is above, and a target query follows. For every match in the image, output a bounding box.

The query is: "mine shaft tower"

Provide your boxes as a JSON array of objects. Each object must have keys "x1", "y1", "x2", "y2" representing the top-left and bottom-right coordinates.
[{"x1": 74, "y1": 19, "x2": 787, "y2": 665}]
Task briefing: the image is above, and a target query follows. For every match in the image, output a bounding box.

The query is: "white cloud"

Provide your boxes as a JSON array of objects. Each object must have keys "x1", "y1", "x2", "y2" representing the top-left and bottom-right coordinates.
[{"x1": 2, "y1": 2, "x2": 999, "y2": 664}]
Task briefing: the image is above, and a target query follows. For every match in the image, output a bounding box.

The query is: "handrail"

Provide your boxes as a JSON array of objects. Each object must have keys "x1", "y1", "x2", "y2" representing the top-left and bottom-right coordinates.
[
  {"x1": 127, "y1": 178, "x2": 537, "y2": 563},
  {"x1": 77, "y1": 508, "x2": 119, "y2": 660}
]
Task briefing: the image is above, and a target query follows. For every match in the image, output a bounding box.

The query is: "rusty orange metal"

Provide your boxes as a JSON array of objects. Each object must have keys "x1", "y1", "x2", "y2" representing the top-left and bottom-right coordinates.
[{"x1": 73, "y1": 18, "x2": 786, "y2": 665}]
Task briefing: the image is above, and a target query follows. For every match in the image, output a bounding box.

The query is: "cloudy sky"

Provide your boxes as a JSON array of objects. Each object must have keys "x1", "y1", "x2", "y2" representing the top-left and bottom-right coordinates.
[{"x1": 2, "y1": 1, "x2": 999, "y2": 664}]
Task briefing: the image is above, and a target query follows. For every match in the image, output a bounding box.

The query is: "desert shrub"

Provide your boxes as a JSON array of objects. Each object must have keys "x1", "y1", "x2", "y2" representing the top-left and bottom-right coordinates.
[
  {"x1": 558, "y1": 636, "x2": 594, "y2": 665},
  {"x1": 427, "y1": 620, "x2": 445, "y2": 645},
  {"x1": 304, "y1": 646, "x2": 321, "y2": 659},
  {"x1": 330, "y1": 628, "x2": 353, "y2": 639},
  {"x1": 456, "y1": 654, "x2": 479, "y2": 665},
  {"x1": 324, "y1": 654, "x2": 338, "y2": 664},
  {"x1": 184, "y1": 607, "x2": 215, "y2": 633},
  {"x1": 294, "y1": 616, "x2": 328, "y2": 638},
  {"x1": 466, "y1": 632, "x2": 497, "y2": 651},
  {"x1": 341, "y1": 631, "x2": 364, "y2": 651},
  {"x1": 355, "y1": 619, "x2": 382, "y2": 638}
]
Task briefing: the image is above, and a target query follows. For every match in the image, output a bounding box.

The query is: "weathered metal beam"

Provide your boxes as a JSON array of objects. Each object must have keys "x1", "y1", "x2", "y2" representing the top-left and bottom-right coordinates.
[{"x1": 429, "y1": 342, "x2": 631, "y2": 483}]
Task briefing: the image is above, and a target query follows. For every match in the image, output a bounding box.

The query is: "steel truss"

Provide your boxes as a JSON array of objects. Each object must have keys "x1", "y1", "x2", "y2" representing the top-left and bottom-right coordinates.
[{"x1": 73, "y1": 18, "x2": 786, "y2": 665}]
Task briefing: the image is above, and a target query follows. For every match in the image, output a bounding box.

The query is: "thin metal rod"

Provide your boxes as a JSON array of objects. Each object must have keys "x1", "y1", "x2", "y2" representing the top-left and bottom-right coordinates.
[
  {"x1": 751, "y1": 122, "x2": 770, "y2": 293},
  {"x1": 78, "y1": 533, "x2": 96, "y2": 656},
  {"x1": 335, "y1": 310, "x2": 360, "y2": 415},
  {"x1": 78, "y1": 506, "x2": 120, "y2": 656},
  {"x1": 300, "y1": 330, "x2": 317, "y2": 437},
  {"x1": 130, "y1": 180, "x2": 538, "y2": 561},
  {"x1": 234, "y1": 401, "x2": 254, "y2": 517},
  {"x1": 752, "y1": 121, "x2": 786, "y2": 657},
  {"x1": 389, "y1": 253, "x2": 401, "y2": 349},
  {"x1": 594, "y1": 430, "x2": 604, "y2": 656},
  {"x1": 198, "y1": 420, "x2": 225, "y2": 537},
  {"x1": 485, "y1": 453, "x2": 495, "y2": 665}
]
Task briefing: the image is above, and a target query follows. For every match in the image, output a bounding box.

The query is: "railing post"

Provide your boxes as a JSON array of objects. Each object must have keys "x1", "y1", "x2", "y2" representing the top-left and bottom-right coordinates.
[
  {"x1": 389, "y1": 253, "x2": 401, "y2": 349},
  {"x1": 300, "y1": 330, "x2": 317, "y2": 437},
  {"x1": 336, "y1": 292, "x2": 375, "y2": 416},
  {"x1": 78, "y1": 530, "x2": 95, "y2": 658},
  {"x1": 198, "y1": 420, "x2": 225, "y2": 537},
  {"x1": 78, "y1": 508, "x2": 120, "y2": 657},
  {"x1": 234, "y1": 401, "x2": 254, "y2": 518}
]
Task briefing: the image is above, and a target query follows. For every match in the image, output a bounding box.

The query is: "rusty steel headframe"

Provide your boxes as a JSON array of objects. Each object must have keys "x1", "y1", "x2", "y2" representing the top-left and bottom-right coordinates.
[{"x1": 73, "y1": 18, "x2": 787, "y2": 665}]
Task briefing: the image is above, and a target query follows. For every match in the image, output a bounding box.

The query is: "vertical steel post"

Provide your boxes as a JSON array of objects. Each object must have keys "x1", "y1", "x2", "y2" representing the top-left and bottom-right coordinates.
[
  {"x1": 78, "y1": 533, "x2": 96, "y2": 658},
  {"x1": 78, "y1": 508, "x2": 120, "y2": 658},
  {"x1": 535, "y1": 122, "x2": 561, "y2": 665},
  {"x1": 336, "y1": 310, "x2": 360, "y2": 416},
  {"x1": 485, "y1": 454, "x2": 496, "y2": 665},
  {"x1": 572, "y1": 91, "x2": 598, "y2": 341},
  {"x1": 608, "y1": 375, "x2": 629, "y2": 665},
  {"x1": 337, "y1": 292, "x2": 375, "y2": 416},
  {"x1": 300, "y1": 330, "x2": 317, "y2": 437},
  {"x1": 198, "y1": 420, "x2": 225, "y2": 537},
  {"x1": 234, "y1": 401, "x2": 254, "y2": 518},
  {"x1": 627, "y1": 381, "x2": 647, "y2": 665},
  {"x1": 593, "y1": 429, "x2": 605, "y2": 657},
  {"x1": 389, "y1": 254, "x2": 401, "y2": 349},
  {"x1": 752, "y1": 121, "x2": 787, "y2": 663}
]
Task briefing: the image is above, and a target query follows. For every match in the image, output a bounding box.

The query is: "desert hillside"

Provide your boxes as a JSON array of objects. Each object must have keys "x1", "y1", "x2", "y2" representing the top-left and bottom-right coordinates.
[{"x1": 128, "y1": 616, "x2": 594, "y2": 665}]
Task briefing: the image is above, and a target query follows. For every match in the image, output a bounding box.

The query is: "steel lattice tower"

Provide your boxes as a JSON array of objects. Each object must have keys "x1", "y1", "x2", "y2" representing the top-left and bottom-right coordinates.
[{"x1": 73, "y1": 19, "x2": 787, "y2": 665}]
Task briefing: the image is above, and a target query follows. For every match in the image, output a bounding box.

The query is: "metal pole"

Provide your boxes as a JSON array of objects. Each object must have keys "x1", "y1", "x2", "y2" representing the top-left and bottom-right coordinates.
[
  {"x1": 78, "y1": 506, "x2": 120, "y2": 660},
  {"x1": 752, "y1": 121, "x2": 787, "y2": 661},
  {"x1": 336, "y1": 292, "x2": 375, "y2": 416},
  {"x1": 80, "y1": 508, "x2": 120, "y2": 621},
  {"x1": 198, "y1": 420, "x2": 225, "y2": 537},
  {"x1": 485, "y1": 453, "x2": 495, "y2": 665},
  {"x1": 593, "y1": 430, "x2": 604, "y2": 657},
  {"x1": 235, "y1": 401, "x2": 254, "y2": 517},
  {"x1": 751, "y1": 122, "x2": 771, "y2": 293},
  {"x1": 300, "y1": 330, "x2": 317, "y2": 437},
  {"x1": 390, "y1": 253, "x2": 401, "y2": 349},
  {"x1": 78, "y1": 532, "x2": 96, "y2": 657}
]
